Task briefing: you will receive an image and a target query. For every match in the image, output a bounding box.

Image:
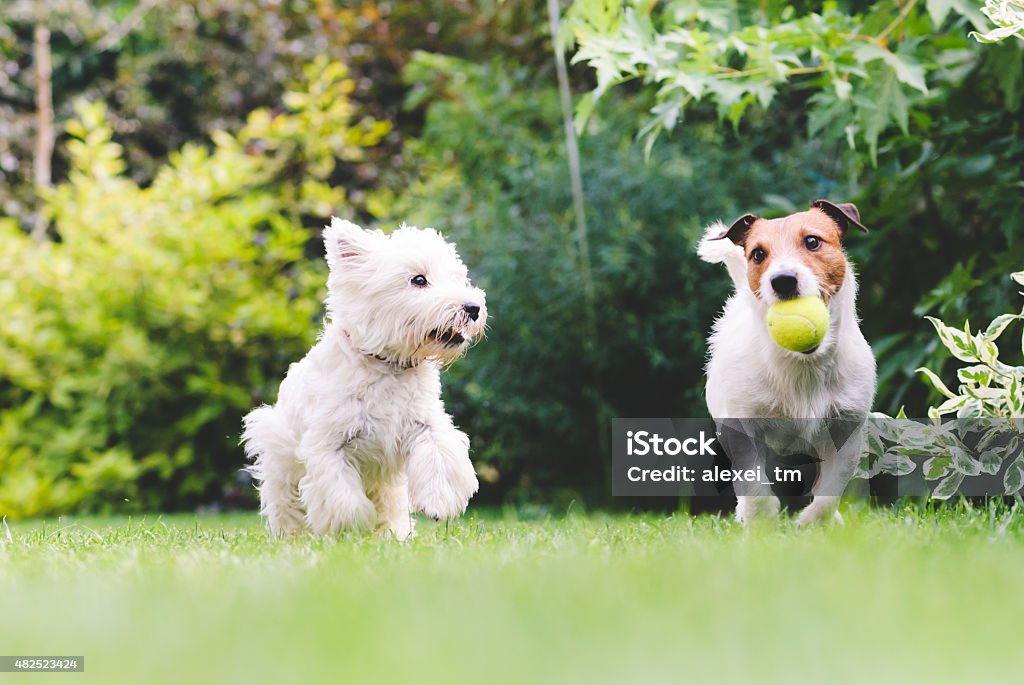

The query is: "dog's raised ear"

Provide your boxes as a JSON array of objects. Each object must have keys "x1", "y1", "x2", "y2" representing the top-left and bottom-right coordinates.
[
  {"x1": 324, "y1": 217, "x2": 374, "y2": 268},
  {"x1": 811, "y1": 199, "x2": 868, "y2": 234},
  {"x1": 710, "y1": 213, "x2": 759, "y2": 245}
]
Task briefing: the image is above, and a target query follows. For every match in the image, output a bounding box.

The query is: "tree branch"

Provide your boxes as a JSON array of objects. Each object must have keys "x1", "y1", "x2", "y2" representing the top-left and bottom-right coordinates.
[{"x1": 94, "y1": 0, "x2": 160, "y2": 53}]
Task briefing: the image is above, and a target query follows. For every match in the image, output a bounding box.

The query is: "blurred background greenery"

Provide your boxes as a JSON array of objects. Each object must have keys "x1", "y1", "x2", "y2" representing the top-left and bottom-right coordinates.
[{"x1": 0, "y1": 0, "x2": 1021, "y2": 517}]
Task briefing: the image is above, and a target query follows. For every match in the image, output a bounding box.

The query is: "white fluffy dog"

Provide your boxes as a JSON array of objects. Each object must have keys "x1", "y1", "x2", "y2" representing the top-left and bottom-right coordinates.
[
  {"x1": 698, "y1": 200, "x2": 876, "y2": 525},
  {"x1": 242, "y1": 218, "x2": 487, "y2": 539}
]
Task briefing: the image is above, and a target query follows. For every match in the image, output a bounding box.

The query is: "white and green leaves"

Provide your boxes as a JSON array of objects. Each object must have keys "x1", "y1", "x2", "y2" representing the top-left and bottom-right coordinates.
[
  {"x1": 971, "y1": 0, "x2": 1024, "y2": 43},
  {"x1": 918, "y1": 294, "x2": 1024, "y2": 422},
  {"x1": 861, "y1": 269, "x2": 1024, "y2": 500}
]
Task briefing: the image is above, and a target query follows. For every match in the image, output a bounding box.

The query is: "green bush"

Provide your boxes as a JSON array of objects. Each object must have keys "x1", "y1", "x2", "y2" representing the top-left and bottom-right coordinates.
[{"x1": 0, "y1": 59, "x2": 387, "y2": 517}]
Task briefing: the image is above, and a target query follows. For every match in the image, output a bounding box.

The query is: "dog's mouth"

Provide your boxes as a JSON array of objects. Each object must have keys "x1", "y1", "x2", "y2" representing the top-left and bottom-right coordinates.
[{"x1": 428, "y1": 327, "x2": 467, "y2": 347}]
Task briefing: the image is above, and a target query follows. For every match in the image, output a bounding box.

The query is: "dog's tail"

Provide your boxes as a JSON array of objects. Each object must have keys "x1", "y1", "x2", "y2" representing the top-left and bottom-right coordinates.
[
  {"x1": 241, "y1": 404, "x2": 296, "y2": 482},
  {"x1": 697, "y1": 221, "x2": 746, "y2": 289}
]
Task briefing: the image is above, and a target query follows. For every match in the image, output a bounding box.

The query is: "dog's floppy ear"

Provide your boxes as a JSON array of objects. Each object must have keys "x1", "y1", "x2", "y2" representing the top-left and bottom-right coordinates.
[
  {"x1": 324, "y1": 217, "x2": 373, "y2": 268},
  {"x1": 710, "y1": 213, "x2": 759, "y2": 245},
  {"x1": 811, "y1": 199, "x2": 868, "y2": 234}
]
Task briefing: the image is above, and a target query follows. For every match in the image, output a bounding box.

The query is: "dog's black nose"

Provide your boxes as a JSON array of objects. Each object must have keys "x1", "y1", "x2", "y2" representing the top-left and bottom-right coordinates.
[
  {"x1": 463, "y1": 303, "x2": 481, "y2": 321},
  {"x1": 770, "y1": 273, "x2": 799, "y2": 299}
]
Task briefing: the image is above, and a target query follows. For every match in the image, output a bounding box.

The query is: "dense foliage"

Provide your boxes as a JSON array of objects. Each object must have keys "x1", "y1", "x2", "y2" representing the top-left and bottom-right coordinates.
[
  {"x1": 567, "y1": 0, "x2": 985, "y2": 161},
  {"x1": 0, "y1": 0, "x2": 548, "y2": 228}
]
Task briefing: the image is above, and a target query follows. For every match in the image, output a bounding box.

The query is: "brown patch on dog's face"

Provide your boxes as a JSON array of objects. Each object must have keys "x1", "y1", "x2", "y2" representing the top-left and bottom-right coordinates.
[
  {"x1": 798, "y1": 210, "x2": 847, "y2": 299},
  {"x1": 739, "y1": 209, "x2": 848, "y2": 302}
]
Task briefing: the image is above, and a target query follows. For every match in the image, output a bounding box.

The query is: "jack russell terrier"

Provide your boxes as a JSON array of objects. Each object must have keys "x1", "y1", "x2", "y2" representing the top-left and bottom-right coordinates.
[{"x1": 698, "y1": 200, "x2": 876, "y2": 525}]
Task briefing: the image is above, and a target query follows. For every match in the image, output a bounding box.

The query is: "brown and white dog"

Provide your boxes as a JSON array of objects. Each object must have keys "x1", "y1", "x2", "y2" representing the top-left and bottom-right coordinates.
[{"x1": 698, "y1": 200, "x2": 876, "y2": 525}]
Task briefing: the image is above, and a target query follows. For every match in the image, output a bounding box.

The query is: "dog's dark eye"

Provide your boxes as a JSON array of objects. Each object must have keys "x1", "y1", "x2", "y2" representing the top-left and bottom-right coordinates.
[
  {"x1": 804, "y1": 236, "x2": 822, "y2": 251},
  {"x1": 410, "y1": 275, "x2": 428, "y2": 287},
  {"x1": 751, "y1": 247, "x2": 767, "y2": 264}
]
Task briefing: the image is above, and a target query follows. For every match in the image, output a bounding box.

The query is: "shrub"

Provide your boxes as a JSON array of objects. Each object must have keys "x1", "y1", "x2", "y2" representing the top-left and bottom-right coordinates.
[
  {"x1": 861, "y1": 270, "x2": 1024, "y2": 499},
  {"x1": 0, "y1": 59, "x2": 387, "y2": 517}
]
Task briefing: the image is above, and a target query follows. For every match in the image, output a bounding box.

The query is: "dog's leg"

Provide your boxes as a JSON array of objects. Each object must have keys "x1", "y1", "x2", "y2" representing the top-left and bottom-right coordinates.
[
  {"x1": 796, "y1": 495, "x2": 842, "y2": 526},
  {"x1": 796, "y1": 419, "x2": 864, "y2": 526},
  {"x1": 298, "y1": 438, "x2": 377, "y2": 536},
  {"x1": 735, "y1": 491, "x2": 781, "y2": 524},
  {"x1": 257, "y1": 458, "x2": 307, "y2": 537},
  {"x1": 371, "y1": 474, "x2": 415, "y2": 541},
  {"x1": 719, "y1": 418, "x2": 780, "y2": 525},
  {"x1": 406, "y1": 419, "x2": 479, "y2": 520},
  {"x1": 242, "y1": 405, "x2": 306, "y2": 536}
]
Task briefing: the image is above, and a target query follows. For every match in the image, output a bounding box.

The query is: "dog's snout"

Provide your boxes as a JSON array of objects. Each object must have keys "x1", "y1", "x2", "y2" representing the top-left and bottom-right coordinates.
[
  {"x1": 462, "y1": 303, "x2": 481, "y2": 321},
  {"x1": 770, "y1": 273, "x2": 799, "y2": 299}
]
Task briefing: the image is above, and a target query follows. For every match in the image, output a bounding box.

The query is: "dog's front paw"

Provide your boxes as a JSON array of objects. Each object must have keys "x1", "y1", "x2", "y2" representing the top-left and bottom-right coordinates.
[
  {"x1": 264, "y1": 508, "x2": 308, "y2": 538},
  {"x1": 303, "y1": 489, "x2": 377, "y2": 536},
  {"x1": 795, "y1": 497, "x2": 842, "y2": 527},
  {"x1": 407, "y1": 431, "x2": 479, "y2": 520},
  {"x1": 377, "y1": 516, "x2": 416, "y2": 542},
  {"x1": 735, "y1": 495, "x2": 780, "y2": 525},
  {"x1": 410, "y1": 465, "x2": 479, "y2": 520}
]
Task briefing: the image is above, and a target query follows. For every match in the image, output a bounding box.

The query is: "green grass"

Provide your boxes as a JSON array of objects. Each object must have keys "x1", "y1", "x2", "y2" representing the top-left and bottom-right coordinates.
[{"x1": 1, "y1": 504, "x2": 1022, "y2": 684}]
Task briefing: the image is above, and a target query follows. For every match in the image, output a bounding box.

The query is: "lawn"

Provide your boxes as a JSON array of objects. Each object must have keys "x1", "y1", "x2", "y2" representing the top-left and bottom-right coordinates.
[{"x1": 1, "y1": 504, "x2": 1022, "y2": 684}]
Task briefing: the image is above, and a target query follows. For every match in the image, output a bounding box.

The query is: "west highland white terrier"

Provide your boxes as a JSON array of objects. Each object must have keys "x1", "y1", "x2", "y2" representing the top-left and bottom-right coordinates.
[{"x1": 242, "y1": 218, "x2": 487, "y2": 539}]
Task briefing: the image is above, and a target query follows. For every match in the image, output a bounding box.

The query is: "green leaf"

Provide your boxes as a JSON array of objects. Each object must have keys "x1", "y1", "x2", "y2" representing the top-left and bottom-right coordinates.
[
  {"x1": 886, "y1": 52, "x2": 929, "y2": 95},
  {"x1": 983, "y1": 313, "x2": 1022, "y2": 341},
  {"x1": 916, "y1": 366, "x2": 957, "y2": 399},
  {"x1": 972, "y1": 23, "x2": 1024, "y2": 44},
  {"x1": 978, "y1": 450, "x2": 1005, "y2": 475},
  {"x1": 833, "y1": 77, "x2": 852, "y2": 101},
  {"x1": 853, "y1": 43, "x2": 929, "y2": 94},
  {"x1": 957, "y1": 364, "x2": 993, "y2": 387},
  {"x1": 949, "y1": 444, "x2": 982, "y2": 476},
  {"x1": 807, "y1": 92, "x2": 850, "y2": 139},
  {"x1": 926, "y1": 0, "x2": 957, "y2": 26},
  {"x1": 865, "y1": 430, "x2": 886, "y2": 458},
  {"x1": 987, "y1": 41, "x2": 1019, "y2": 111},
  {"x1": 933, "y1": 396, "x2": 968, "y2": 416},
  {"x1": 931, "y1": 471, "x2": 964, "y2": 499},
  {"x1": 924, "y1": 455, "x2": 952, "y2": 480},
  {"x1": 856, "y1": 66, "x2": 909, "y2": 163},
  {"x1": 879, "y1": 451, "x2": 917, "y2": 476},
  {"x1": 1010, "y1": 377, "x2": 1024, "y2": 415},
  {"x1": 1004, "y1": 456, "x2": 1024, "y2": 494},
  {"x1": 673, "y1": 72, "x2": 710, "y2": 100},
  {"x1": 925, "y1": 316, "x2": 980, "y2": 363}
]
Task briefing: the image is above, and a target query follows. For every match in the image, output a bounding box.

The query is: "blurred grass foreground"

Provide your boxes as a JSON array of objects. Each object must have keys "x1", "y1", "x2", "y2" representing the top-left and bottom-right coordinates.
[{"x1": 1, "y1": 506, "x2": 1022, "y2": 683}]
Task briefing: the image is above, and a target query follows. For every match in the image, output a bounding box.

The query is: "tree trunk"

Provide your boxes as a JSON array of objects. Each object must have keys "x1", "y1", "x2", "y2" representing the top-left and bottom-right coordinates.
[{"x1": 31, "y1": 16, "x2": 54, "y2": 242}]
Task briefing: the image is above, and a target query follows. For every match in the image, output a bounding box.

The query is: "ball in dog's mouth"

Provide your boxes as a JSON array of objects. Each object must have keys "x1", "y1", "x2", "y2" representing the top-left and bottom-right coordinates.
[{"x1": 429, "y1": 327, "x2": 467, "y2": 347}]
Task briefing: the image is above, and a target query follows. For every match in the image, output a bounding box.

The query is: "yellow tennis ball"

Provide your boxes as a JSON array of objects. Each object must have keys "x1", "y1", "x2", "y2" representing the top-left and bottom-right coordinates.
[{"x1": 766, "y1": 296, "x2": 829, "y2": 352}]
